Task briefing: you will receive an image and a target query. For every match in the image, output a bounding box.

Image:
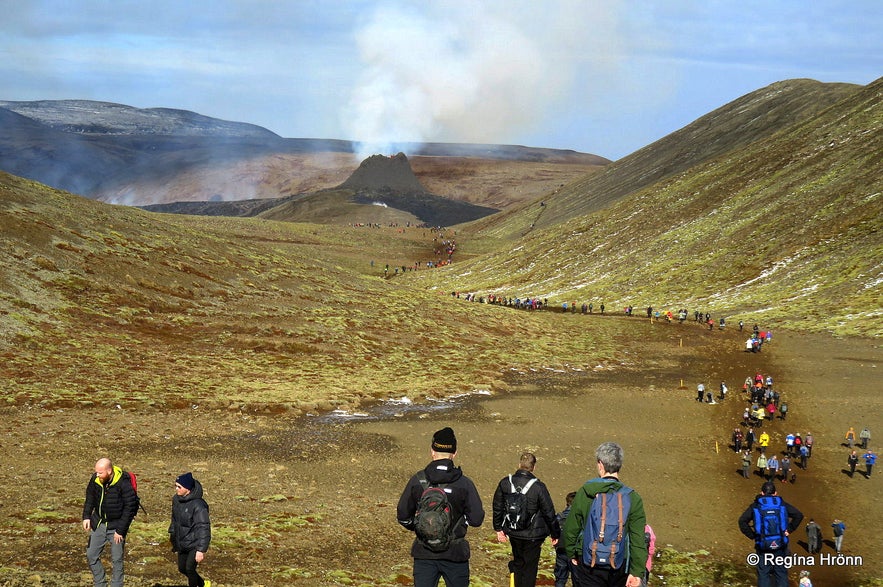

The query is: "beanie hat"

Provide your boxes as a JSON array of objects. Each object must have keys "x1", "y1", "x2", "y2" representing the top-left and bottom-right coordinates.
[
  {"x1": 431, "y1": 427, "x2": 457, "y2": 453},
  {"x1": 176, "y1": 472, "x2": 196, "y2": 491}
]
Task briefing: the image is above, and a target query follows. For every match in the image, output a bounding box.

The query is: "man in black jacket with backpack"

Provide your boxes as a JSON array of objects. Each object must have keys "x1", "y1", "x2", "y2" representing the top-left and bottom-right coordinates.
[
  {"x1": 493, "y1": 451, "x2": 561, "y2": 587},
  {"x1": 82, "y1": 457, "x2": 138, "y2": 587},
  {"x1": 397, "y1": 427, "x2": 485, "y2": 587},
  {"x1": 738, "y1": 481, "x2": 804, "y2": 587}
]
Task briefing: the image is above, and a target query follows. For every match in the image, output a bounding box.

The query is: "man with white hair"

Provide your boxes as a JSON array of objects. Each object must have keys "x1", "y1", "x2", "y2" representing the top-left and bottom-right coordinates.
[{"x1": 563, "y1": 442, "x2": 648, "y2": 587}]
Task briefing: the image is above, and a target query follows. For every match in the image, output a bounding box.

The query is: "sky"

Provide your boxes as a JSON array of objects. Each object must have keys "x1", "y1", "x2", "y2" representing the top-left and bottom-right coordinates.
[{"x1": 1, "y1": 1, "x2": 880, "y2": 160}]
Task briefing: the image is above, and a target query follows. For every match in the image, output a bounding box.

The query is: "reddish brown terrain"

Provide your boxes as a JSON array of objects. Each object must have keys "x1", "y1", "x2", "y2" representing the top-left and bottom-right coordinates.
[{"x1": 1, "y1": 316, "x2": 878, "y2": 586}]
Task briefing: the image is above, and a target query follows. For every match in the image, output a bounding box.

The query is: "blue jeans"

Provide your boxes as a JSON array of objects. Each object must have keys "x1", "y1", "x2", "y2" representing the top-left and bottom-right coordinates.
[
  {"x1": 554, "y1": 551, "x2": 572, "y2": 587},
  {"x1": 413, "y1": 558, "x2": 470, "y2": 587},
  {"x1": 756, "y1": 550, "x2": 788, "y2": 587},
  {"x1": 86, "y1": 525, "x2": 125, "y2": 587}
]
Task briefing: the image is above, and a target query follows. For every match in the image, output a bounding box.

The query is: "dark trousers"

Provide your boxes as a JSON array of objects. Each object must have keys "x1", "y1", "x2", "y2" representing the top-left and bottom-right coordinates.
[
  {"x1": 413, "y1": 558, "x2": 469, "y2": 587},
  {"x1": 509, "y1": 537, "x2": 544, "y2": 587},
  {"x1": 570, "y1": 560, "x2": 628, "y2": 587},
  {"x1": 554, "y1": 551, "x2": 572, "y2": 587},
  {"x1": 177, "y1": 550, "x2": 204, "y2": 587},
  {"x1": 755, "y1": 551, "x2": 788, "y2": 587}
]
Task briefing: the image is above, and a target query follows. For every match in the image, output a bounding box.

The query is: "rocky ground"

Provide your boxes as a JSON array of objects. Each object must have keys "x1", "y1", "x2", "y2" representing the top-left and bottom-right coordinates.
[{"x1": 0, "y1": 317, "x2": 879, "y2": 586}]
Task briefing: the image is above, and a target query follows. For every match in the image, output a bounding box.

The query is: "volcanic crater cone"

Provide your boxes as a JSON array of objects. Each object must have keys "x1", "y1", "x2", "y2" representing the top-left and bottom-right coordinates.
[{"x1": 335, "y1": 152, "x2": 498, "y2": 225}]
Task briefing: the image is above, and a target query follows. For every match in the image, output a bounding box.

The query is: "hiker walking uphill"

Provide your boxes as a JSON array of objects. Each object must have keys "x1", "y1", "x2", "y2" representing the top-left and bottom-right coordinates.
[
  {"x1": 805, "y1": 519, "x2": 822, "y2": 554},
  {"x1": 82, "y1": 458, "x2": 139, "y2": 587},
  {"x1": 738, "y1": 481, "x2": 804, "y2": 587},
  {"x1": 563, "y1": 442, "x2": 648, "y2": 587},
  {"x1": 170, "y1": 472, "x2": 212, "y2": 587},
  {"x1": 832, "y1": 519, "x2": 846, "y2": 553},
  {"x1": 397, "y1": 427, "x2": 485, "y2": 587},
  {"x1": 493, "y1": 452, "x2": 561, "y2": 587}
]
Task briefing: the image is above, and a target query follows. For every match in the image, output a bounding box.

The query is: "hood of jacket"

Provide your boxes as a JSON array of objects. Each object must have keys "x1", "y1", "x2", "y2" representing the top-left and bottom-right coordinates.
[
  {"x1": 94, "y1": 465, "x2": 124, "y2": 487},
  {"x1": 175, "y1": 479, "x2": 204, "y2": 503},
  {"x1": 423, "y1": 458, "x2": 463, "y2": 485},
  {"x1": 579, "y1": 476, "x2": 624, "y2": 499}
]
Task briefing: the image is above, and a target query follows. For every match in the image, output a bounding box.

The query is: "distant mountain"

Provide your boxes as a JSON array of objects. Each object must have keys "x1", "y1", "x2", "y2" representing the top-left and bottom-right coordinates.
[
  {"x1": 0, "y1": 99, "x2": 605, "y2": 207},
  {"x1": 0, "y1": 100, "x2": 280, "y2": 137}
]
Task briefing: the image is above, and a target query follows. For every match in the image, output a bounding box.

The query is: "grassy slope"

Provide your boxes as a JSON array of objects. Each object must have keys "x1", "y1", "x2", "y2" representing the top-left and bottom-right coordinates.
[
  {"x1": 407, "y1": 78, "x2": 883, "y2": 337},
  {"x1": 1, "y1": 78, "x2": 880, "y2": 417},
  {"x1": 0, "y1": 174, "x2": 617, "y2": 410}
]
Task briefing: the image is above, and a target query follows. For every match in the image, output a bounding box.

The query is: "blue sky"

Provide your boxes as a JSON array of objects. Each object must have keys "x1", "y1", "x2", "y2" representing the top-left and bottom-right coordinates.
[{"x1": 1, "y1": 1, "x2": 880, "y2": 160}]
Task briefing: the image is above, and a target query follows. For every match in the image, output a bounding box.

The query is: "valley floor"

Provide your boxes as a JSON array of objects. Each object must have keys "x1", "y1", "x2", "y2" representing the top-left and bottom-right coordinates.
[{"x1": 0, "y1": 316, "x2": 880, "y2": 586}]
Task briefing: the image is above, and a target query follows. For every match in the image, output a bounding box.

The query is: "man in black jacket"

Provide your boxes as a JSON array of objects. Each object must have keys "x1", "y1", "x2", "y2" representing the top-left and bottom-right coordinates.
[
  {"x1": 170, "y1": 472, "x2": 212, "y2": 587},
  {"x1": 493, "y1": 452, "x2": 561, "y2": 587},
  {"x1": 397, "y1": 427, "x2": 485, "y2": 587},
  {"x1": 82, "y1": 458, "x2": 138, "y2": 587}
]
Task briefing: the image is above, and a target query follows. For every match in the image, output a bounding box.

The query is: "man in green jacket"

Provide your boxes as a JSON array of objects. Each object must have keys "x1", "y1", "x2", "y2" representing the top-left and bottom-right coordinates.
[{"x1": 563, "y1": 442, "x2": 647, "y2": 587}]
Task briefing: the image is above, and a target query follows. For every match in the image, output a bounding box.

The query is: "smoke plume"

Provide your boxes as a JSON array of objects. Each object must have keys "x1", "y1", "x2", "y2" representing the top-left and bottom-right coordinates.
[{"x1": 343, "y1": 1, "x2": 619, "y2": 159}]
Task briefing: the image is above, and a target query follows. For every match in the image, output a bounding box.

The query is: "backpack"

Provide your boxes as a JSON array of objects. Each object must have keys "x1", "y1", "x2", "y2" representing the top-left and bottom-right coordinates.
[
  {"x1": 582, "y1": 482, "x2": 633, "y2": 569},
  {"x1": 413, "y1": 472, "x2": 458, "y2": 552},
  {"x1": 753, "y1": 496, "x2": 788, "y2": 551},
  {"x1": 126, "y1": 471, "x2": 147, "y2": 516},
  {"x1": 501, "y1": 474, "x2": 538, "y2": 532}
]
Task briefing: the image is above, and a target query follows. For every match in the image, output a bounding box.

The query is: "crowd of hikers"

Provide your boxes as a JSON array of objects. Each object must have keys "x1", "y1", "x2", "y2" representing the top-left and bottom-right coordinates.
[
  {"x1": 397, "y1": 430, "x2": 655, "y2": 587},
  {"x1": 432, "y1": 281, "x2": 879, "y2": 586},
  {"x1": 718, "y1": 368, "x2": 872, "y2": 586},
  {"x1": 372, "y1": 225, "x2": 459, "y2": 275}
]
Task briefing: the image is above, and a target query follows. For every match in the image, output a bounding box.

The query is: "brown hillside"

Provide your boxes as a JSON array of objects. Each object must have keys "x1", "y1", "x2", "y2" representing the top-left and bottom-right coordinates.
[{"x1": 466, "y1": 79, "x2": 861, "y2": 241}]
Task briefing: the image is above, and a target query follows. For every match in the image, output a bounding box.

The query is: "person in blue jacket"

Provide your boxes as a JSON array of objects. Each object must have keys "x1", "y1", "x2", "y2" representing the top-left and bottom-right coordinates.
[{"x1": 863, "y1": 450, "x2": 876, "y2": 478}]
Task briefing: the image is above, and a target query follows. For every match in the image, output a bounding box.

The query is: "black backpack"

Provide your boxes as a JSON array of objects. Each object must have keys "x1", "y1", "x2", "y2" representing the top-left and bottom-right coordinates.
[
  {"x1": 502, "y1": 474, "x2": 538, "y2": 532},
  {"x1": 414, "y1": 472, "x2": 458, "y2": 552}
]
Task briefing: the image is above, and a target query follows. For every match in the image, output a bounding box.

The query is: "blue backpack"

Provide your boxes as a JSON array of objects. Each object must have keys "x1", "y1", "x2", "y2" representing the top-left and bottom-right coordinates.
[
  {"x1": 582, "y1": 481, "x2": 633, "y2": 569},
  {"x1": 753, "y1": 496, "x2": 788, "y2": 551}
]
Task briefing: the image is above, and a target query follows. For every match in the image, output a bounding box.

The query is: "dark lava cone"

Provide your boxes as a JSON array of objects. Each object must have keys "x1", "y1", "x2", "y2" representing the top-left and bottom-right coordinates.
[
  {"x1": 336, "y1": 152, "x2": 498, "y2": 226},
  {"x1": 338, "y1": 152, "x2": 428, "y2": 193}
]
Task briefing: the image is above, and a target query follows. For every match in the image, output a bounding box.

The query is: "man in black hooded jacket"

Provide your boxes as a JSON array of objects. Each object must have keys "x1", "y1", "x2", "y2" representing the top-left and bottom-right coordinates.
[
  {"x1": 493, "y1": 452, "x2": 561, "y2": 587},
  {"x1": 82, "y1": 457, "x2": 138, "y2": 587},
  {"x1": 169, "y1": 472, "x2": 211, "y2": 587},
  {"x1": 397, "y1": 427, "x2": 485, "y2": 587}
]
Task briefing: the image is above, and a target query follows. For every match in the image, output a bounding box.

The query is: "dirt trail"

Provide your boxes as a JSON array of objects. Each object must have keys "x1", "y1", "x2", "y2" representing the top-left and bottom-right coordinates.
[{"x1": 0, "y1": 316, "x2": 878, "y2": 586}]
